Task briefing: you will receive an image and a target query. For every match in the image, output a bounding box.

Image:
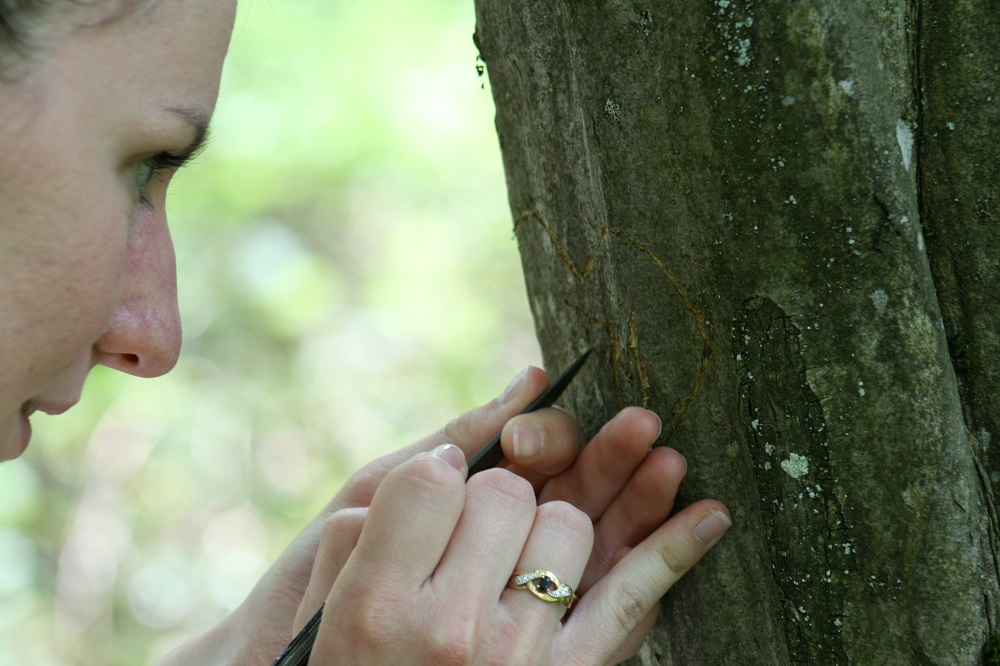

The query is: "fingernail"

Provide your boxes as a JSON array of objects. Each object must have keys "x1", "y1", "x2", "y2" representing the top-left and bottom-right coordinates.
[
  {"x1": 694, "y1": 510, "x2": 732, "y2": 544},
  {"x1": 500, "y1": 367, "x2": 529, "y2": 405},
  {"x1": 430, "y1": 443, "x2": 466, "y2": 471},
  {"x1": 647, "y1": 409, "x2": 663, "y2": 437},
  {"x1": 512, "y1": 423, "x2": 543, "y2": 459},
  {"x1": 647, "y1": 410, "x2": 663, "y2": 450}
]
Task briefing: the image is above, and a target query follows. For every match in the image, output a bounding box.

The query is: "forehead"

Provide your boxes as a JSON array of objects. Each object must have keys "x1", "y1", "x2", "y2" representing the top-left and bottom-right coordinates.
[{"x1": 47, "y1": 0, "x2": 236, "y2": 112}]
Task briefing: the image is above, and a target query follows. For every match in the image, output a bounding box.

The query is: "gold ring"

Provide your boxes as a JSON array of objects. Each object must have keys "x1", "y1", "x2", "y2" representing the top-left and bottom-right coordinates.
[{"x1": 508, "y1": 570, "x2": 577, "y2": 609}]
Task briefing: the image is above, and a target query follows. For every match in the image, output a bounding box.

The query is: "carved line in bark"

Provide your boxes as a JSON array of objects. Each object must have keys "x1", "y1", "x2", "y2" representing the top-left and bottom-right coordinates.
[
  {"x1": 514, "y1": 209, "x2": 596, "y2": 283},
  {"x1": 565, "y1": 300, "x2": 637, "y2": 410},
  {"x1": 613, "y1": 230, "x2": 713, "y2": 440},
  {"x1": 515, "y1": 209, "x2": 711, "y2": 443},
  {"x1": 627, "y1": 310, "x2": 652, "y2": 409}
]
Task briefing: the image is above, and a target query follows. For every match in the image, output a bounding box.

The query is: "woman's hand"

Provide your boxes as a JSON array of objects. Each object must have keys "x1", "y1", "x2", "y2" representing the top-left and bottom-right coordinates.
[
  {"x1": 156, "y1": 366, "x2": 590, "y2": 664},
  {"x1": 157, "y1": 365, "x2": 730, "y2": 664},
  {"x1": 304, "y1": 441, "x2": 729, "y2": 664}
]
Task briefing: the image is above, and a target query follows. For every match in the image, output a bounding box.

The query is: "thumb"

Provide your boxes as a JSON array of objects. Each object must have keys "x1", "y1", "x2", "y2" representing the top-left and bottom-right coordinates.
[
  {"x1": 348, "y1": 366, "x2": 552, "y2": 494},
  {"x1": 410, "y1": 365, "x2": 552, "y2": 459}
]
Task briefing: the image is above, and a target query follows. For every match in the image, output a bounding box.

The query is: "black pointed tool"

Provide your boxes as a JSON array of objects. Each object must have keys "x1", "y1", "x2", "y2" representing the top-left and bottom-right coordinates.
[
  {"x1": 269, "y1": 349, "x2": 592, "y2": 665},
  {"x1": 467, "y1": 348, "x2": 592, "y2": 475}
]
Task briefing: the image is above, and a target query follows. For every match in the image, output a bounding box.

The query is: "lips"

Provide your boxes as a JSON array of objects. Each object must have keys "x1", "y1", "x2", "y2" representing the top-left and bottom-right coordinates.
[
  {"x1": 10, "y1": 400, "x2": 77, "y2": 459},
  {"x1": 14, "y1": 404, "x2": 33, "y2": 458}
]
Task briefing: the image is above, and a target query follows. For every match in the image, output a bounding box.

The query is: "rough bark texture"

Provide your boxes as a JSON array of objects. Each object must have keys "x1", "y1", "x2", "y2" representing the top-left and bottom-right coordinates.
[{"x1": 474, "y1": 1, "x2": 999, "y2": 663}]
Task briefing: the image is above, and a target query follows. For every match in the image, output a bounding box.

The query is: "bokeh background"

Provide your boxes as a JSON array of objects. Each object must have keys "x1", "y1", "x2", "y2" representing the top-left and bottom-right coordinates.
[{"x1": 0, "y1": 2, "x2": 541, "y2": 663}]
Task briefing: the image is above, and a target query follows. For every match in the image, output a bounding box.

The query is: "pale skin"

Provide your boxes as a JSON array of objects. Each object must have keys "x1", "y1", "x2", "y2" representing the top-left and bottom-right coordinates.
[{"x1": 0, "y1": 2, "x2": 731, "y2": 664}]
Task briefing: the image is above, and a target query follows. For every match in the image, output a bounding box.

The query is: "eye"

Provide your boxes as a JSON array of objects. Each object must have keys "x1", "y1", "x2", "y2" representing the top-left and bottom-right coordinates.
[
  {"x1": 133, "y1": 155, "x2": 157, "y2": 200},
  {"x1": 129, "y1": 149, "x2": 199, "y2": 209}
]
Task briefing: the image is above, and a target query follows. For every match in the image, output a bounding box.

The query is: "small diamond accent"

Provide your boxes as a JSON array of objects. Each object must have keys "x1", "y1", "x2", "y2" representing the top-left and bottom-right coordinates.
[{"x1": 514, "y1": 572, "x2": 545, "y2": 586}]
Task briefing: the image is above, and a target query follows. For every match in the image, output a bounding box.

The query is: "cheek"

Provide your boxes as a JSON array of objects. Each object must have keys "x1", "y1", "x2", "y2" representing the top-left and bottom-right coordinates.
[
  {"x1": 60, "y1": 219, "x2": 131, "y2": 347},
  {"x1": 0, "y1": 190, "x2": 130, "y2": 424},
  {"x1": 25, "y1": 185, "x2": 131, "y2": 365}
]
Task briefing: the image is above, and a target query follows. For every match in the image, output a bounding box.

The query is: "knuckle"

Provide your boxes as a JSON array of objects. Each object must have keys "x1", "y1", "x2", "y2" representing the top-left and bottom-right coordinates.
[
  {"x1": 319, "y1": 508, "x2": 365, "y2": 545},
  {"x1": 440, "y1": 406, "x2": 486, "y2": 448},
  {"x1": 420, "y1": 617, "x2": 476, "y2": 665},
  {"x1": 469, "y1": 468, "x2": 536, "y2": 506},
  {"x1": 657, "y1": 541, "x2": 692, "y2": 579},
  {"x1": 399, "y1": 454, "x2": 464, "y2": 491},
  {"x1": 607, "y1": 577, "x2": 648, "y2": 636},
  {"x1": 335, "y1": 586, "x2": 400, "y2": 648},
  {"x1": 536, "y1": 500, "x2": 594, "y2": 546}
]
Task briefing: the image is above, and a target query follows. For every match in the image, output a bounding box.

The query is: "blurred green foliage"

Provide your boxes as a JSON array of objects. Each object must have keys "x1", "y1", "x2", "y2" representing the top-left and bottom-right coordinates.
[{"x1": 0, "y1": 1, "x2": 539, "y2": 663}]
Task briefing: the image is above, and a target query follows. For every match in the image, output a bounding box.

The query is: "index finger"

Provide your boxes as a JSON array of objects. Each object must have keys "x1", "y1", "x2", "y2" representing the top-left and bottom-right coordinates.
[{"x1": 346, "y1": 446, "x2": 469, "y2": 589}]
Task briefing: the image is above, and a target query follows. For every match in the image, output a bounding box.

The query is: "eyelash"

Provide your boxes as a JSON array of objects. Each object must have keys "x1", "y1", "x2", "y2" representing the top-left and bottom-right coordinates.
[{"x1": 136, "y1": 151, "x2": 197, "y2": 208}]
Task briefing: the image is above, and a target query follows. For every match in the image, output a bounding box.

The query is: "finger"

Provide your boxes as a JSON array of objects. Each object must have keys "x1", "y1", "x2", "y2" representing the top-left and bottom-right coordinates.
[
  {"x1": 539, "y1": 407, "x2": 662, "y2": 518},
  {"x1": 498, "y1": 501, "x2": 593, "y2": 656},
  {"x1": 340, "y1": 367, "x2": 552, "y2": 507},
  {"x1": 582, "y1": 447, "x2": 686, "y2": 590},
  {"x1": 584, "y1": 544, "x2": 660, "y2": 665},
  {"x1": 608, "y1": 545, "x2": 632, "y2": 570},
  {"x1": 433, "y1": 469, "x2": 536, "y2": 606},
  {"x1": 558, "y1": 500, "x2": 731, "y2": 662},
  {"x1": 292, "y1": 507, "x2": 367, "y2": 634},
  {"x1": 414, "y1": 366, "x2": 551, "y2": 461},
  {"x1": 607, "y1": 606, "x2": 660, "y2": 664},
  {"x1": 344, "y1": 444, "x2": 469, "y2": 590},
  {"x1": 498, "y1": 406, "x2": 585, "y2": 489}
]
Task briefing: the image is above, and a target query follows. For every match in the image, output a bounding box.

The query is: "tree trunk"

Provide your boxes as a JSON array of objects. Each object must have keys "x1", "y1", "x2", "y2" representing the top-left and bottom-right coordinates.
[{"x1": 474, "y1": 0, "x2": 999, "y2": 663}]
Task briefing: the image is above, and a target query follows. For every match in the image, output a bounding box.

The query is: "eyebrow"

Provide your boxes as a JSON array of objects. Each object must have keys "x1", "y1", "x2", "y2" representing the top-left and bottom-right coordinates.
[{"x1": 167, "y1": 105, "x2": 213, "y2": 161}]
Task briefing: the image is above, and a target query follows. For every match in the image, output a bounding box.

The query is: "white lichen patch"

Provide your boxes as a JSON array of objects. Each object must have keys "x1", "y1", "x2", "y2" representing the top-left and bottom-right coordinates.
[
  {"x1": 857, "y1": 380, "x2": 866, "y2": 397},
  {"x1": 978, "y1": 429, "x2": 992, "y2": 451},
  {"x1": 896, "y1": 119, "x2": 914, "y2": 173},
  {"x1": 714, "y1": 0, "x2": 754, "y2": 67},
  {"x1": 838, "y1": 79, "x2": 856, "y2": 96},
  {"x1": 605, "y1": 98, "x2": 621, "y2": 121},
  {"x1": 870, "y1": 289, "x2": 888, "y2": 314},
  {"x1": 781, "y1": 453, "x2": 809, "y2": 479},
  {"x1": 639, "y1": 11, "x2": 653, "y2": 36}
]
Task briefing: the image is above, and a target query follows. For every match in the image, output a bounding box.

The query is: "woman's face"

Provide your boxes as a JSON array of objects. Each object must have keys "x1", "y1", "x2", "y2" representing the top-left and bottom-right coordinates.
[{"x1": 0, "y1": 2, "x2": 236, "y2": 461}]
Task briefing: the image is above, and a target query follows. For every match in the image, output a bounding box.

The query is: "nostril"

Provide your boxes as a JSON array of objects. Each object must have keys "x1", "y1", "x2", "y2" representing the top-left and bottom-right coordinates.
[{"x1": 122, "y1": 353, "x2": 140, "y2": 368}]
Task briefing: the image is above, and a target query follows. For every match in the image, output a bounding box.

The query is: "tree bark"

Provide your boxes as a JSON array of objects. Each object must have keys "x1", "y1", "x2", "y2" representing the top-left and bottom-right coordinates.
[{"x1": 474, "y1": 0, "x2": 999, "y2": 663}]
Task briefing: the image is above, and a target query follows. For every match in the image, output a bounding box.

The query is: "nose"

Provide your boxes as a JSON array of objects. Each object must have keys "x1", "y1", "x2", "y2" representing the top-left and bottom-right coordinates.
[{"x1": 92, "y1": 210, "x2": 182, "y2": 378}]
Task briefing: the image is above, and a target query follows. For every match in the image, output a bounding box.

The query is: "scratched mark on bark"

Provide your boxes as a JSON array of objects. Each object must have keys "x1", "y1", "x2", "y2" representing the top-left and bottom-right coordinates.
[
  {"x1": 614, "y1": 230, "x2": 712, "y2": 438},
  {"x1": 628, "y1": 310, "x2": 652, "y2": 408},
  {"x1": 515, "y1": 209, "x2": 596, "y2": 283},
  {"x1": 564, "y1": 303, "x2": 652, "y2": 409},
  {"x1": 516, "y1": 210, "x2": 710, "y2": 442}
]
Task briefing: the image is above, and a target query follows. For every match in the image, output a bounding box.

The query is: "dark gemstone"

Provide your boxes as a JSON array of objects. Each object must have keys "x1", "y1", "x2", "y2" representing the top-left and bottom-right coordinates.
[{"x1": 535, "y1": 577, "x2": 553, "y2": 593}]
